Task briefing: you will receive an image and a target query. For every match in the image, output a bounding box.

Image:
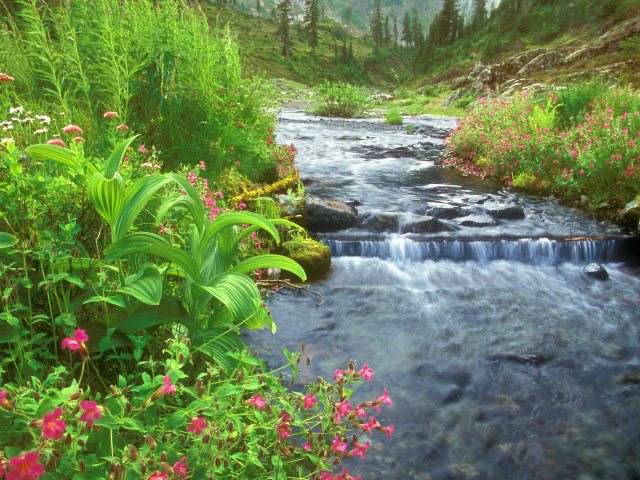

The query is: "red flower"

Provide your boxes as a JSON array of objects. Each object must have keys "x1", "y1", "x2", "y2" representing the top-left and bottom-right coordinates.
[
  {"x1": 302, "y1": 393, "x2": 317, "y2": 410},
  {"x1": 41, "y1": 407, "x2": 66, "y2": 440},
  {"x1": 103, "y1": 111, "x2": 118, "y2": 118},
  {"x1": 186, "y1": 417, "x2": 208, "y2": 435},
  {"x1": 236, "y1": 121, "x2": 244, "y2": 127},
  {"x1": 147, "y1": 473, "x2": 168, "y2": 480},
  {"x1": 0, "y1": 72, "x2": 15, "y2": 83},
  {"x1": 47, "y1": 139, "x2": 66, "y2": 147},
  {"x1": 331, "y1": 435, "x2": 348, "y2": 455},
  {"x1": 62, "y1": 124, "x2": 83, "y2": 134},
  {"x1": 159, "y1": 375, "x2": 176, "y2": 395},
  {"x1": 116, "y1": 124, "x2": 129, "y2": 131},
  {"x1": 79, "y1": 400, "x2": 101, "y2": 428},
  {"x1": 358, "y1": 363, "x2": 374, "y2": 381},
  {"x1": 0, "y1": 390, "x2": 13, "y2": 411},
  {"x1": 172, "y1": 457, "x2": 188, "y2": 478},
  {"x1": 5, "y1": 452, "x2": 45, "y2": 480},
  {"x1": 246, "y1": 394, "x2": 267, "y2": 410},
  {"x1": 73, "y1": 136, "x2": 85, "y2": 143},
  {"x1": 276, "y1": 422, "x2": 292, "y2": 440},
  {"x1": 61, "y1": 329, "x2": 89, "y2": 355}
]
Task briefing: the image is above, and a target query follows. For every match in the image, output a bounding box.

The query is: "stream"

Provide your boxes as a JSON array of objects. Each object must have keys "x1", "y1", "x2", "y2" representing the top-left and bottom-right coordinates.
[{"x1": 249, "y1": 110, "x2": 640, "y2": 480}]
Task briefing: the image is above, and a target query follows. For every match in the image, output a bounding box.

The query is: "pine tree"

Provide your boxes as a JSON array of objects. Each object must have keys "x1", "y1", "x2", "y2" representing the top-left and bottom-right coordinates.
[
  {"x1": 276, "y1": 0, "x2": 292, "y2": 58},
  {"x1": 255, "y1": 0, "x2": 260, "y2": 14},
  {"x1": 393, "y1": 15, "x2": 398, "y2": 47},
  {"x1": 411, "y1": 7, "x2": 423, "y2": 48},
  {"x1": 371, "y1": 0, "x2": 383, "y2": 49},
  {"x1": 304, "y1": 0, "x2": 319, "y2": 54},
  {"x1": 341, "y1": 39, "x2": 348, "y2": 62},
  {"x1": 343, "y1": 5, "x2": 353, "y2": 24},
  {"x1": 401, "y1": 11, "x2": 412, "y2": 46},
  {"x1": 383, "y1": 15, "x2": 390, "y2": 47},
  {"x1": 349, "y1": 39, "x2": 354, "y2": 61},
  {"x1": 471, "y1": 0, "x2": 487, "y2": 31}
]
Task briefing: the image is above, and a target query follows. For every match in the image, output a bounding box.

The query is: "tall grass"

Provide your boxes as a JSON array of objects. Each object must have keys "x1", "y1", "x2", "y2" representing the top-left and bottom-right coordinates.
[{"x1": 1, "y1": 0, "x2": 275, "y2": 180}]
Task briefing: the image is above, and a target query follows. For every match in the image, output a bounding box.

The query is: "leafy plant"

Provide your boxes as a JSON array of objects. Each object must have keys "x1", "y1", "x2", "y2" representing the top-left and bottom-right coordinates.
[
  {"x1": 384, "y1": 108, "x2": 403, "y2": 125},
  {"x1": 312, "y1": 82, "x2": 369, "y2": 118}
]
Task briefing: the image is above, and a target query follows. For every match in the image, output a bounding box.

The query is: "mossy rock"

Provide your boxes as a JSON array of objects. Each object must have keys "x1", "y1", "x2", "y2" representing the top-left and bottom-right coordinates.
[{"x1": 281, "y1": 238, "x2": 331, "y2": 280}]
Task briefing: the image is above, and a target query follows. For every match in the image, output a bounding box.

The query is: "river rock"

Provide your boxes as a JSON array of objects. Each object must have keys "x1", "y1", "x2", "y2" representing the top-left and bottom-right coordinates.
[
  {"x1": 484, "y1": 203, "x2": 525, "y2": 220},
  {"x1": 402, "y1": 217, "x2": 456, "y2": 234},
  {"x1": 305, "y1": 196, "x2": 358, "y2": 231},
  {"x1": 457, "y1": 215, "x2": 499, "y2": 227},
  {"x1": 422, "y1": 205, "x2": 466, "y2": 219},
  {"x1": 274, "y1": 194, "x2": 301, "y2": 216},
  {"x1": 583, "y1": 263, "x2": 609, "y2": 280},
  {"x1": 618, "y1": 196, "x2": 640, "y2": 232},
  {"x1": 281, "y1": 238, "x2": 331, "y2": 280},
  {"x1": 358, "y1": 212, "x2": 400, "y2": 232}
]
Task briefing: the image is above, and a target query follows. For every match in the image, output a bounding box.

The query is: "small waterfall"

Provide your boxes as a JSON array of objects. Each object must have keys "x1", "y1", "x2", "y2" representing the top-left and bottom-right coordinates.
[{"x1": 324, "y1": 236, "x2": 638, "y2": 264}]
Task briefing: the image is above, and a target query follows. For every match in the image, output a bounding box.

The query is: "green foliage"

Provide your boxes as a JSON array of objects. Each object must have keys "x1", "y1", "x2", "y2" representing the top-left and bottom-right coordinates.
[
  {"x1": 446, "y1": 86, "x2": 640, "y2": 214},
  {"x1": 384, "y1": 108, "x2": 404, "y2": 125},
  {"x1": 312, "y1": 82, "x2": 370, "y2": 118}
]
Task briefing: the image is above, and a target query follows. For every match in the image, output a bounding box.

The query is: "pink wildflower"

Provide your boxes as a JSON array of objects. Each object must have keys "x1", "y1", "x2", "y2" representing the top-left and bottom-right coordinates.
[
  {"x1": 237, "y1": 202, "x2": 246, "y2": 211},
  {"x1": 246, "y1": 394, "x2": 267, "y2": 410},
  {"x1": 336, "y1": 400, "x2": 352, "y2": 418},
  {"x1": 376, "y1": 388, "x2": 393, "y2": 407},
  {"x1": 302, "y1": 439, "x2": 312, "y2": 451},
  {"x1": 73, "y1": 136, "x2": 85, "y2": 143},
  {"x1": 357, "y1": 416, "x2": 381, "y2": 434},
  {"x1": 302, "y1": 393, "x2": 317, "y2": 410},
  {"x1": 62, "y1": 124, "x2": 82, "y2": 134},
  {"x1": 116, "y1": 124, "x2": 129, "y2": 131},
  {"x1": 103, "y1": 111, "x2": 118, "y2": 118},
  {"x1": 348, "y1": 440, "x2": 370, "y2": 459},
  {"x1": 331, "y1": 435, "x2": 348, "y2": 455},
  {"x1": 140, "y1": 162, "x2": 154, "y2": 169},
  {"x1": 79, "y1": 400, "x2": 101, "y2": 428},
  {"x1": 47, "y1": 139, "x2": 66, "y2": 147},
  {"x1": 333, "y1": 369, "x2": 346, "y2": 381},
  {"x1": 160, "y1": 375, "x2": 176, "y2": 395},
  {"x1": 186, "y1": 417, "x2": 208, "y2": 435},
  {"x1": 0, "y1": 72, "x2": 15, "y2": 83},
  {"x1": 381, "y1": 423, "x2": 395, "y2": 439},
  {"x1": 5, "y1": 452, "x2": 45, "y2": 480},
  {"x1": 61, "y1": 329, "x2": 89, "y2": 355},
  {"x1": 147, "y1": 473, "x2": 168, "y2": 480},
  {"x1": 276, "y1": 422, "x2": 292, "y2": 440},
  {"x1": 41, "y1": 407, "x2": 66, "y2": 440},
  {"x1": 0, "y1": 390, "x2": 13, "y2": 411},
  {"x1": 172, "y1": 457, "x2": 188, "y2": 478},
  {"x1": 358, "y1": 363, "x2": 374, "y2": 381}
]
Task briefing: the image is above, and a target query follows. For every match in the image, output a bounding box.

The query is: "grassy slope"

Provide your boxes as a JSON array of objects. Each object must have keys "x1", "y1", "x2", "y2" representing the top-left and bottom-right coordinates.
[
  {"x1": 412, "y1": 0, "x2": 640, "y2": 90},
  {"x1": 201, "y1": 3, "x2": 411, "y2": 88}
]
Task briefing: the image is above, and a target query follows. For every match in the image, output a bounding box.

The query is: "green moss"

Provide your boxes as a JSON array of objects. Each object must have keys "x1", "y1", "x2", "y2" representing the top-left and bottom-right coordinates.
[{"x1": 281, "y1": 238, "x2": 331, "y2": 280}]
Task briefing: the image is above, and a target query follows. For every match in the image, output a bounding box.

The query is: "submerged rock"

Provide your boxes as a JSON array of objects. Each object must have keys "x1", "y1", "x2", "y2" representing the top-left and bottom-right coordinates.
[
  {"x1": 305, "y1": 196, "x2": 358, "y2": 231},
  {"x1": 281, "y1": 238, "x2": 331, "y2": 280},
  {"x1": 422, "y1": 205, "x2": 466, "y2": 219},
  {"x1": 484, "y1": 203, "x2": 526, "y2": 220},
  {"x1": 401, "y1": 217, "x2": 457, "y2": 234},
  {"x1": 457, "y1": 215, "x2": 499, "y2": 227},
  {"x1": 619, "y1": 196, "x2": 640, "y2": 232},
  {"x1": 583, "y1": 263, "x2": 609, "y2": 280},
  {"x1": 358, "y1": 212, "x2": 400, "y2": 232}
]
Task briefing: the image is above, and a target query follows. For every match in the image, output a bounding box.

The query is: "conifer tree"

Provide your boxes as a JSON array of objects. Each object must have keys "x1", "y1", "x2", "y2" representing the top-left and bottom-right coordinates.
[
  {"x1": 371, "y1": 0, "x2": 383, "y2": 49},
  {"x1": 304, "y1": 0, "x2": 319, "y2": 54},
  {"x1": 471, "y1": 0, "x2": 487, "y2": 31},
  {"x1": 255, "y1": 0, "x2": 260, "y2": 14},
  {"x1": 276, "y1": 0, "x2": 292, "y2": 58},
  {"x1": 384, "y1": 15, "x2": 390, "y2": 47},
  {"x1": 393, "y1": 15, "x2": 398, "y2": 47},
  {"x1": 349, "y1": 39, "x2": 354, "y2": 60},
  {"x1": 401, "y1": 11, "x2": 412, "y2": 46},
  {"x1": 342, "y1": 39, "x2": 348, "y2": 62},
  {"x1": 411, "y1": 7, "x2": 423, "y2": 48}
]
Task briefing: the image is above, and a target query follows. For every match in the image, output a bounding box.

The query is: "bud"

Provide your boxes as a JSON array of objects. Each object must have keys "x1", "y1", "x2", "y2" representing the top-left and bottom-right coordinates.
[
  {"x1": 33, "y1": 391, "x2": 41, "y2": 402},
  {"x1": 64, "y1": 433, "x2": 72, "y2": 446},
  {"x1": 202, "y1": 434, "x2": 210, "y2": 444},
  {"x1": 70, "y1": 392, "x2": 81, "y2": 401},
  {"x1": 227, "y1": 421, "x2": 234, "y2": 432},
  {"x1": 160, "y1": 454, "x2": 166, "y2": 463},
  {"x1": 195, "y1": 379, "x2": 204, "y2": 397},
  {"x1": 79, "y1": 461, "x2": 87, "y2": 473},
  {"x1": 129, "y1": 446, "x2": 139, "y2": 461},
  {"x1": 348, "y1": 360, "x2": 356, "y2": 371},
  {"x1": 146, "y1": 435, "x2": 157, "y2": 450},
  {"x1": 306, "y1": 357, "x2": 311, "y2": 366},
  {"x1": 110, "y1": 385, "x2": 119, "y2": 396}
]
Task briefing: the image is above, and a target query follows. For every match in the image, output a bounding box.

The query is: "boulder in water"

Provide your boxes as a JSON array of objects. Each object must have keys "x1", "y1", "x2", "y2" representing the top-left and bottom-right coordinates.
[
  {"x1": 619, "y1": 196, "x2": 640, "y2": 232},
  {"x1": 305, "y1": 196, "x2": 358, "y2": 231},
  {"x1": 358, "y1": 212, "x2": 400, "y2": 232},
  {"x1": 484, "y1": 203, "x2": 526, "y2": 220},
  {"x1": 281, "y1": 237, "x2": 331, "y2": 280},
  {"x1": 457, "y1": 215, "x2": 499, "y2": 227},
  {"x1": 583, "y1": 263, "x2": 609, "y2": 280},
  {"x1": 401, "y1": 217, "x2": 456, "y2": 234},
  {"x1": 421, "y1": 205, "x2": 466, "y2": 219}
]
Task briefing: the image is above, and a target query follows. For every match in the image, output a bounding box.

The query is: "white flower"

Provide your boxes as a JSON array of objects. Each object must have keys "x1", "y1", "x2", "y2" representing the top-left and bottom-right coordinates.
[
  {"x1": 34, "y1": 128, "x2": 48, "y2": 135},
  {"x1": 2, "y1": 125, "x2": 14, "y2": 131},
  {"x1": 9, "y1": 106, "x2": 24, "y2": 115},
  {"x1": 1, "y1": 137, "x2": 15, "y2": 144},
  {"x1": 36, "y1": 114, "x2": 51, "y2": 124}
]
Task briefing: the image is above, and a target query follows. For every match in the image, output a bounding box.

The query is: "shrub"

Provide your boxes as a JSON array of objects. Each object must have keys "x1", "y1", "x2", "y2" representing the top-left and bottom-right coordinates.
[
  {"x1": 312, "y1": 82, "x2": 369, "y2": 118},
  {"x1": 384, "y1": 108, "x2": 403, "y2": 125}
]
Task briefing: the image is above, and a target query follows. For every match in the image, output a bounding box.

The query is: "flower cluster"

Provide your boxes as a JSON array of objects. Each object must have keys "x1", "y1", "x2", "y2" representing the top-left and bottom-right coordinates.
[{"x1": 272, "y1": 144, "x2": 299, "y2": 179}]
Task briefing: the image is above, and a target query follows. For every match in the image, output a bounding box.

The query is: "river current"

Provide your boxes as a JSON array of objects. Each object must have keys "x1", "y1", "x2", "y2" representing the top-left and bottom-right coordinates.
[{"x1": 249, "y1": 110, "x2": 640, "y2": 480}]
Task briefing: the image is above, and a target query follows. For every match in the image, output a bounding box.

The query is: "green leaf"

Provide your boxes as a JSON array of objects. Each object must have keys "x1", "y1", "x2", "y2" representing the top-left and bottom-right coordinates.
[
  {"x1": 231, "y1": 254, "x2": 307, "y2": 281},
  {"x1": 83, "y1": 295, "x2": 127, "y2": 308},
  {"x1": 104, "y1": 136, "x2": 137, "y2": 179},
  {"x1": 106, "y1": 233, "x2": 200, "y2": 281},
  {"x1": 110, "y1": 297, "x2": 192, "y2": 334},
  {"x1": 283, "y1": 347, "x2": 298, "y2": 381},
  {"x1": 87, "y1": 171, "x2": 125, "y2": 225},
  {"x1": 0, "y1": 232, "x2": 18, "y2": 249},
  {"x1": 113, "y1": 174, "x2": 170, "y2": 241},
  {"x1": 201, "y1": 212, "x2": 280, "y2": 248},
  {"x1": 117, "y1": 264, "x2": 162, "y2": 305},
  {"x1": 165, "y1": 173, "x2": 205, "y2": 231},
  {"x1": 25, "y1": 144, "x2": 81, "y2": 172},
  {"x1": 200, "y1": 273, "x2": 260, "y2": 323},
  {"x1": 191, "y1": 328, "x2": 244, "y2": 373}
]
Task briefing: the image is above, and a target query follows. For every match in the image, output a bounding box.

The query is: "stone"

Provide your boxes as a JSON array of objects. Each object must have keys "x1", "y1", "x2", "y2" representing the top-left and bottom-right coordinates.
[
  {"x1": 422, "y1": 205, "x2": 466, "y2": 219},
  {"x1": 583, "y1": 263, "x2": 609, "y2": 281},
  {"x1": 401, "y1": 217, "x2": 457, "y2": 234},
  {"x1": 457, "y1": 215, "x2": 499, "y2": 227},
  {"x1": 304, "y1": 196, "x2": 358, "y2": 232},
  {"x1": 484, "y1": 203, "x2": 525, "y2": 220},
  {"x1": 358, "y1": 212, "x2": 400, "y2": 232},
  {"x1": 281, "y1": 238, "x2": 331, "y2": 280},
  {"x1": 619, "y1": 196, "x2": 640, "y2": 232},
  {"x1": 274, "y1": 194, "x2": 302, "y2": 217}
]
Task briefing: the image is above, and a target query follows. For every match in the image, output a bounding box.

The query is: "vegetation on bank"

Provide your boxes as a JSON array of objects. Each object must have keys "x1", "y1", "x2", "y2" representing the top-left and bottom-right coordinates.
[
  {"x1": 0, "y1": 1, "x2": 395, "y2": 478},
  {"x1": 445, "y1": 82, "x2": 640, "y2": 218}
]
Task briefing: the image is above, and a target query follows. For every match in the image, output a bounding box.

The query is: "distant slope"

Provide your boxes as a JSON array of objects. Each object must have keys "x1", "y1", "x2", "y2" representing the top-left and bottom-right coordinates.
[{"x1": 202, "y1": 3, "x2": 412, "y2": 87}]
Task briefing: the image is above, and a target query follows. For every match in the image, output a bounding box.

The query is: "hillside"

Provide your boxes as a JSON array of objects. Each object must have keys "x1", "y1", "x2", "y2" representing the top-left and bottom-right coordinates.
[
  {"x1": 202, "y1": 3, "x2": 412, "y2": 87},
  {"x1": 412, "y1": 0, "x2": 640, "y2": 99}
]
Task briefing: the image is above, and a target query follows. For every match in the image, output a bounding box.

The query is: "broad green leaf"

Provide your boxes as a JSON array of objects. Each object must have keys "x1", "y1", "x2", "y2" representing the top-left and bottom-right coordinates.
[
  {"x1": 117, "y1": 264, "x2": 162, "y2": 305},
  {"x1": 201, "y1": 212, "x2": 280, "y2": 248},
  {"x1": 113, "y1": 174, "x2": 170, "y2": 241},
  {"x1": 25, "y1": 144, "x2": 81, "y2": 172},
  {"x1": 166, "y1": 173, "x2": 205, "y2": 231},
  {"x1": 200, "y1": 273, "x2": 261, "y2": 323},
  {"x1": 104, "y1": 136, "x2": 137, "y2": 179},
  {"x1": 83, "y1": 295, "x2": 127, "y2": 308},
  {"x1": 0, "y1": 232, "x2": 18, "y2": 249},
  {"x1": 106, "y1": 233, "x2": 200, "y2": 280},
  {"x1": 231, "y1": 254, "x2": 307, "y2": 281},
  {"x1": 87, "y1": 171, "x2": 125, "y2": 225},
  {"x1": 110, "y1": 297, "x2": 193, "y2": 334},
  {"x1": 191, "y1": 328, "x2": 244, "y2": 373}
]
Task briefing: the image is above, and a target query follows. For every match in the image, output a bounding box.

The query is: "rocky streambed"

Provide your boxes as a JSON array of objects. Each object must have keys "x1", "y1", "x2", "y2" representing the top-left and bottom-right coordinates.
[{"x1": 249, "y1": 109, "x2": 640, "y2": 479}]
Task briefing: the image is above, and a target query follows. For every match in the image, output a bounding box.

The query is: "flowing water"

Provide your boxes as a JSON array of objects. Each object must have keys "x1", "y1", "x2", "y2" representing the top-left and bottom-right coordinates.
[{"x1": 249, "y1": 110, "x2": 640, "y2": 480}]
